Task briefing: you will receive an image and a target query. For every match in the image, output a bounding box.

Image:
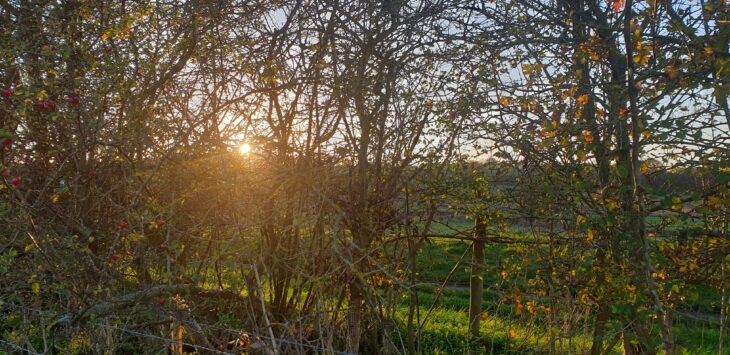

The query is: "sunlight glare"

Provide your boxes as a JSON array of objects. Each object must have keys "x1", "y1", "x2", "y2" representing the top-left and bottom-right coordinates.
[{"x1": 239, "y1": 143, "x2": 252, "y2": 155}]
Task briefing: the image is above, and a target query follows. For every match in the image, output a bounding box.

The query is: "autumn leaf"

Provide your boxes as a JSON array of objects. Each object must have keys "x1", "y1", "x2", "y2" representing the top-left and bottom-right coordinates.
[
  {"x1": 708, "y1": 196, "x2": 722, "y2": 208},
  {"x1": 480, "y1": 311, "x2": 488, "y2": 320},
  {"x1": 576, "y1": 94, "x2": 590, "y2": 106},
  {"x1": 605, "y1": 198, "x2": 619, "y2": 211},
  {"x1": 633, "y1": 42, "x2": 651, "y2": 67},
  {"x1": 526, "y1": 301, "x2": 536, "y2": 314},
  {"x1": 515, "y1": 299, "x2": 524, "y2": 315},
  {"x1": 619, "y1": 108, "x2": 629, "y2": 119},
  {"x1": 611, "y1": 0, "x2": 624, "y2": 13},
  {"x1": 521, "y1": 64, "x2": 533, "y2": 76},
  {"x1": 671, "y1": 196, "x2": 683, "y2": 211},
  {"x1": 640, "y1": 163, "x2": 650, "y2": 174},
  {"x1": 582, "y1": 130, "x2": 594, "y2": 143},
  {"x1": 508, "y1": 328, "x2": 517, "y2": 338},
  {"x1": 499, "y1": 96, "x2": 513, "y2": 107},
  {"x1": 665, "y1": 65, "x2": 681, "y2": 81},
  {"x1": 578, "y1": 289, "x2": 590, "y2": 304}
]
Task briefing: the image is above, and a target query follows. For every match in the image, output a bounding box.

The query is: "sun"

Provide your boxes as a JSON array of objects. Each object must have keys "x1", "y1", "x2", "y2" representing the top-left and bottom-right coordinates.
[{"x1": 238, "y1": 143, "x2": 252, "y2": 155}]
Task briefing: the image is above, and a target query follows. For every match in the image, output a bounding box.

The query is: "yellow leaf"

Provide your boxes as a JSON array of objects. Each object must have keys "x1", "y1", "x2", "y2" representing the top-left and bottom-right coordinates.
[
  {"x1": 633, "y1": 54, "x2": 650, "y2": 66},
  {"x1": 576, "y1": 215, "x2": 586, "y2": 225},
  {"x1": 508, "y1": 328, "x2": 517, "y2": 338},
  {"x1": 127, "y1": 233, "x2": 146, "y2": 242},
  {"x1": 720, "y1": 167, "x2": 730, "y2": 173},
  {"x1": 526, "y1": 301, "x2": 536, "y2": 314},
  {"x1": 640, "y1": 163, "x2": 650, "y2": 174},
  {"x1": 51, "y1": 193, "x2": 60, "y2": 203},
  {"x1": 578, "y1": 289, "x2": 590, "y2": 303},
  {"x1": 704, "y1": 47, "x2": 714, "y2": 56},
  {"x1": 606, "y1": 198, "x2": 619, "y2": 211},
  {"x1": 499, "y1": 96, "x2": 513, "y2": 107},
  {"x1": 521, "y1": 64, "x2": 533, "y2": 75},
  {"x1": 708, "y1": 196, "x2": 722, "y2": 208}
]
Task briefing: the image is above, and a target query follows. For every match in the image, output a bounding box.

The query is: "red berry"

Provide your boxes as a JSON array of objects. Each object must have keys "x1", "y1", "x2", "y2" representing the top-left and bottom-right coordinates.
[
  {"x1": 111, "y1": 254, "x2": 119, "y2": 262},
  {"x1": 35, "y1": 100, "x2": 56, "y2": 111},
  {"x1": 1, "y1": 89, "x2": 14, "y2": 97},
  {"x1": 10, "y1": 177, "x2": 20, "y2": 186},
  {"x1": 117, "y1": 222, "x2": 128, "y2": 229},
  {"x1": 67, "y1": 96, "x2": 80, "y2": 106},
  {"x1": 88, "y1": 169, "x2": 96, "y2": 177},
  {"x1": 105, "y1": 46, "x2": 113, "y2": 53},
  {"x1": 217, "y1": 344, "x2": 225, "y2": 352},
  {"x1": 1, "y1": 138, "x2": 11, "y2": 148},
  {"x1": 158, "y1": 297, "x2": 166, "y2": 305},
  {"x1": 156, "y1": 219, "x2": 166, "y2": 227}
]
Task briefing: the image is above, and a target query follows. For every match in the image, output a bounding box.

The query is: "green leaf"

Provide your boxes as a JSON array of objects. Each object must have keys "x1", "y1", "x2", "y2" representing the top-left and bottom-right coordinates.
[{"x1": 615, "y1": 163, "x2": 629, "y2": 179}]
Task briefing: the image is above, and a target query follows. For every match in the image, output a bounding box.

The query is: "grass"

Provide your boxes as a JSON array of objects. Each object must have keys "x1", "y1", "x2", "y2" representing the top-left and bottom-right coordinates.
[{"x1": 409, "y1": 236, "x2": 729, "y2": 354}]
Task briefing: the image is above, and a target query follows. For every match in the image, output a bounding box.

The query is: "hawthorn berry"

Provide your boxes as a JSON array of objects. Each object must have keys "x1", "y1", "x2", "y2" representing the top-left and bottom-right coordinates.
[{"x1": 35, "y1": 100, "x2": 56, "y2": 111}]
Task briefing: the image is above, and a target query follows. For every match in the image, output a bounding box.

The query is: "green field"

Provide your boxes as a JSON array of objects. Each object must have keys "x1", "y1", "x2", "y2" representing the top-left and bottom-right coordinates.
[{"x1": 407, "y1": 235, "x2": 729, "y2": 354}]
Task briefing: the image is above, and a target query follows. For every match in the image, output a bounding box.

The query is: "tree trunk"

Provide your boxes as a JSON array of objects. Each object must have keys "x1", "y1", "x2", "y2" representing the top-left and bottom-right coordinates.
[
  {"x1": 407, "y1": 235, "x2": 418, "y2": 354},
  {"x1": 468, "y1": 216, "x2": 486, "y2": 354},
  {"x1": 622, "y1": 2, "x2": 674, "y2": 351},
  {"x1": 346, "y1": 285, "x2": 363, "y2": 354}
]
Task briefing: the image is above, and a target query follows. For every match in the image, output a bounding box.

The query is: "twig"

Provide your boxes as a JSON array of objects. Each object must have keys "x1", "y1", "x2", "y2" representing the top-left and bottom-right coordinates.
[{"x1": 254, "y1": 264, "x2": 279, "y2": 354}]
